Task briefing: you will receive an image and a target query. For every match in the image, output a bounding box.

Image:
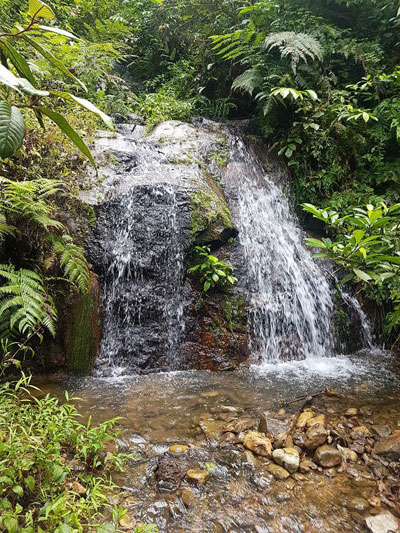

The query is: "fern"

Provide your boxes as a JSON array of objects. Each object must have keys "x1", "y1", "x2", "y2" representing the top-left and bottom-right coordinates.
[
  {"x1": 0, "y1": 212, "x2": 16, "y2": 239},
  {"x1": 0, "y1": 178, "x2": 64, "y2": 231},
  {"x1": 0, "y1": 264, "x2": 57, "y2": 338},
  {"x1": 232, "y1": 67, "x2": 264, "y2": 95},
  {"x1": 263, "y1": 32, "x2": 323, "y2": 73},
  {"x1": 51, "y1": 235, "x2": 90, "y2": 292}
]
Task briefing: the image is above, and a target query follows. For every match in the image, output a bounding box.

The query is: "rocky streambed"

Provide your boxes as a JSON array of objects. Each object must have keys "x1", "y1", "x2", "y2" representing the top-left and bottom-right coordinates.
[{"x1": 35, "y1": 358, "x2": 400, "y2": 533}]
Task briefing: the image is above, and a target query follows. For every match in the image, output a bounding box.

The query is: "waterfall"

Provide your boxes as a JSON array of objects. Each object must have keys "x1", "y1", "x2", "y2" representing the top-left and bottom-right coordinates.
[
  {"x1": 92, "y1": 185, "x2": 187, "y2": 376},
  {"x1": 226, "y1": 135, "x2": 335, "y2": 363}
]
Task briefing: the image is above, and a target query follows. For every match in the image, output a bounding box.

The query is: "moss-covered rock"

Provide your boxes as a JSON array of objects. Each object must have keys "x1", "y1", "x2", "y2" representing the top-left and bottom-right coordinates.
[
  {"x1": 190, "y1": 187, "x2": 234, "y2": 244},
  {"x1": 64, "y1": 272, "x2": 102, "y2": 374}
]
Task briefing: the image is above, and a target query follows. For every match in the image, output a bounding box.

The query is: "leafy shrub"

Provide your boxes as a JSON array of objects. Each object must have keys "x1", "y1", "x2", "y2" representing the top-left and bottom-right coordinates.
[
  {"x1": 188, "y1": 245, "x2": 237, "y2": 292},
  {"x1": 0, "y1": 374, "x2": 157, "y2": 533},
  {"x1": 136, "y1": 88, "x2": 194, "y2": 127}
]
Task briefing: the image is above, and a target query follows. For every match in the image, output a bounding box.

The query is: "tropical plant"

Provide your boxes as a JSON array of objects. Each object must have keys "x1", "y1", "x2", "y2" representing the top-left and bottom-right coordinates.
[
  {"x1": 188, "y1": 245, "x2": 237, "y2": 292},
  {"x1": 0, "y1": 0, "x2": 113, "y2": 164},
  {"x1": 303, "y1": 202, "x2": 400, "y2": 336}
]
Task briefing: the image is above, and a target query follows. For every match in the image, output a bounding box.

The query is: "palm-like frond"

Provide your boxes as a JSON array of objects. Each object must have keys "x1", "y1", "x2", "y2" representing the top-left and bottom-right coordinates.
[
  {"x1": 0, "y1": 264, "x2": 57, "y2": 338},
  {"x1": 264, "y1": 32, "x2": 323, "y2": 73}
]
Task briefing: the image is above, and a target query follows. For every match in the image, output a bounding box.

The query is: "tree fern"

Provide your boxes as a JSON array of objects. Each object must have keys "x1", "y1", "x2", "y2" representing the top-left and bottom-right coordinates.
[
  {"x1": 50, "y1": 235, "x2": 90, "y2": 292},
  {"x1": 263, "y1": 32, "x2": 323, "y2": 73},
  {"x1": 0, "y1": 264, "x2": 57, "y2": 338}
]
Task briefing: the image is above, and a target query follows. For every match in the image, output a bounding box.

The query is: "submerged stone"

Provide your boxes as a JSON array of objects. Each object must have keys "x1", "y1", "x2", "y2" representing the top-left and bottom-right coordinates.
[
  {"x1": 186, "y1": 468, "x2": 210, "y2": 484},
  {"x1": 373, "y1": 431, "x2": 400, "y2": 461},
  {"x1": 169, "y1": 444, "x2": 190, "y2": 456},
  {"x1": 267, "y1": 464, "x2": 290, "y2": 480}
]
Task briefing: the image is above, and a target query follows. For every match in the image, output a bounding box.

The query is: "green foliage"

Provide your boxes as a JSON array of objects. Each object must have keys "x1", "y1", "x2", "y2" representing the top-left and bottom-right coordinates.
[
  {"x1": 0, "y1": 264, "x2": 57, "y2": 339},
  {"x1": 0, "y1": 0, "x2": 113, "y2": 164},
  {"x1": 303, "y1": 202, "x2": 400, "y2": 334},
  {"x1": 50, "y1": 235, "x2": 90, "y2": 292},
  {"x1": 0, "y1": 374, "x2": 155, "y2": 533},
  {"x1": 188, "y1": 245, "x2": 237, "y2": 292}
]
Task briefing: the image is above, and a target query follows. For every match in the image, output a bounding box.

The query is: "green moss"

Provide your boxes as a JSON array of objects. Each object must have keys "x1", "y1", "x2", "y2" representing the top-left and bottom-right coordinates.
[
  {"x1": 224, "y1": 295, "x2": 246, "y2": 333},
  {"x1": 190, "y1": 187, "x2": 232, "y2": 241},
  {"x1": 65, "y1": 274, "x2": 101, "y2": 374},
  {"x1": 208, "y1": 137, "x2": 230, "y2": 167}
]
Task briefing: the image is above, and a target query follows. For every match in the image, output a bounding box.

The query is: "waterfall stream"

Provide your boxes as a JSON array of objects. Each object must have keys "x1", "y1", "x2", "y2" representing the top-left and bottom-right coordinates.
[{"x1": 226, "y1": 135, "x2": 335, "y2": 363}]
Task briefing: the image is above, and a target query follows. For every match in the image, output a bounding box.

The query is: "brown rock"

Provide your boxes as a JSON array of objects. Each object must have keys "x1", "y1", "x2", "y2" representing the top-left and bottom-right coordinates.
[
  {"x1": 345, "y1": 408, "x2": 358, "y2": 417},
  {"x1": 373, "y1": 431, "x2": 400, "y2": 461},
  {"x1": 341, "y1": 447, "x2": 358, "y2": 463},
  {"x1": 169, "y1": 444, "x2": 190, "y2": 456},
  {"x1": 224, "y1": 417, "x2": 258, "y2": 434},
  {"x1": 293, "y1": 432, "x2": 305, "y2": 448},
  {"x1": 181, "y1": 488, "x2": 196, "y2": 506},
  {"x1": 71, "y1": 481, "x2": 86, "y2": 495},
  {"x1": 243, "y1": 431, "x2": 272, "y2": 457},
  {"x1": 267, "y1": 464, "x2": 290, "y2": 480},
  {"x1": 350, "y1": 440, "x2": 365, "y2": 454},
  {"x1": 371, "y1": 425, "x2": 391, "y2": 440},
  {"x1": 186, "y1": 468, "x2": 209, "y2": 484},
  {"x1": 314, "y1": 445, "x2": 342, "y2": 468},
  {"x1": 305, "y1": 423, "x2": 328, "y2": 450},
  {"x1": 306, "y1": 414, "x2": 327, "y2": 428},
  {"x1": 364, "y1": 512, "x2": 400, "y2": 533},
  {"x1": 296, "y1": 409, "x2": 315, "y2": 429},
  {"x1": 299, "y1": 459, "x2": 317, "y2": 473},
  {"x1": 350, "y1": 425, "x2": 370, "y2": 440}
]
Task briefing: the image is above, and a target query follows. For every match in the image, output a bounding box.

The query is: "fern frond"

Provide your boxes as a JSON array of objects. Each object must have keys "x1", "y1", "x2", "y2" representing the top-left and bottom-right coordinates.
[
  {"x1": 232, "y1": 67, "x2": 264, "y2": 95},
  {"x1": 263, "y1": 32, "x2": 323, "y2": 73},
  {"x1": 0, "y1": 264, "x2": 57, "y2": 338},
  {"x1": 51, "y1": 235, "x2": 90, "y2": 292}
]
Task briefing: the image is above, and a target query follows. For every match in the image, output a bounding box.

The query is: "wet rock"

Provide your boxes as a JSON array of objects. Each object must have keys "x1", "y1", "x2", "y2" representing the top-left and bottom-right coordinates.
[
  {"x1": 218, "y1": 431, "x2": 241, "y2": 447},
  {"x1": 340, "y1": 447, "x2": 358, "y2": 462},
  {"x1": 267, "y1": 464, "x2": 290, "y2": 480},
  {"x1": 292, "y1": 432, "x2": 306, "y2": 448},
  {"x1": 374, "y1": 431, "x2": 400, "y2": 461},
  {"x1": 169, "y1": 444, "x2": 189, "y2": 456},
  {"x1": 350, "y1": 425, "x2": 370, "y2": 440},
  {"x1": 186, "y1": 468, "x2": 210, "y2": 484},
  {"x1": 345, "y1": 408, "x2": 358, "y2": 417},
  {"x1": 348, "y1": 497, "x2": 369, "y2": 512},
  {"x1": 364, "y1": 512, "x2": 400, "y2": 533},
  {"x1": 259, "y1": 412, "x2": 290, "y2": 435},
  {"x1": 243, "y1": 431, "x2": 272, "y2": 457},
  {"x1": 325, "y1": 388, "x2": 340, "y2": 397},
  {"x1": 306, "y1": 414, "x2": 327, "y2": 428},
  {"x1": 272, "y1": 447, "x2": 300, "y2": 473},
  {"x1": 350, "y1": 441, "x2": 365, "y2": 454},
  {"x1": 296, "y1": 409, "x2": 315, "y2": 429},
  {"x1": 180, "y1": 488, "x2": 196, "y2": 507},
  {"x1": 242, "y1": 450, "x2": 258, "y2": 468},
  {"x1": 292, "y1": 472, "x2": 307, "y2": 482},
  {"x1": 314, "y1": 445, "x2": 342, "y2": 468},
  {"x1": 305, "y1": 423, "x2": 328, "y2": 450},
  {"x1": 155, "y1": 458, "x2": 188, "y2": 492},
  {"x1": 299, "y1": 459, "x2": 318, "y2": 473},
  {"x1": 278, "y1": 408, "x2": 286, "y2": 416},
  {"x1": 224, "y1": 417, "x2": 258, "y2": 434},
  {"x1": 371, "y1": 425, "x2": 391, "y2": 440},
  {"x1": 274, "y1": 431, "x2": 288, "y2": 449},
  {"x1": 324, "y1": 468, "x2": 336, "y2": 477}
]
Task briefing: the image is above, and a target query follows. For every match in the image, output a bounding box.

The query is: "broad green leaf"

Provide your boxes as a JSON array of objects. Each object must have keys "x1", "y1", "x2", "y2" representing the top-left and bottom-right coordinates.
[
  {"x1": 28, "y1": 0, "x2": 55, "y2": 19},
  {"x1": 0, "y1": 64, "x2": 22, "y2": 92},
  {"x1": 378, "y1": 255, "x2": 400, "y2": 265},
  {"x1": 25, "y1": 476, "x2": 35, "y2": 491},
  {"x1": 40, "y1": 108, "x2": 95, "y2": 167},
  {"x1": 50, "y1": 91, "x2": 113, "y2": 128},
  {"x1": 21, "y1": 35, "x2": 87, "y2": 91},
  {"x1": 353, "y1": 229, "x2": 365, "y2": 244},
  {"x1": 17, "y1": 77, "x2": 49, "y2": 97},
  {"x1": 353, "y1": 268, "x2": 372, "y2": 282},
  {"x1": 204, "y1": 280, "x2": 211, "y2": 291},
  {"x1": 12, "y1": 485, "x2": 23, "y2": 497},
  {"x1": 306, "y1": 238, "x2": 326, "y2": 249},
  {"x1": 0, "y1": 40, "x2": 37, "y2": 86},
  {"x1": 0, "y1": 101, "x2": 25, "y2": 159},
  {"x1": 306, "y1": 89, "x2": 318, "y2": 100},
  {"x1": 36, "y1": 25, "x2": 82, "y2": 40}
]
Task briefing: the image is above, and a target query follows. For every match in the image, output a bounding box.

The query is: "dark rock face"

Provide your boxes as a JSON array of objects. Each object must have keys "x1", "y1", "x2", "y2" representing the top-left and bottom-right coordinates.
[{"x1": 81, "y1": 120, "x2": 250, "y2": 375}]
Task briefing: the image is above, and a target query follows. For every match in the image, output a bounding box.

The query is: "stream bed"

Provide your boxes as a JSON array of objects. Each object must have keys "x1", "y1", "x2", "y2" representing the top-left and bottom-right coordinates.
[{"x1": 35, "y1": 353, "x2": 400, "y2": 533}]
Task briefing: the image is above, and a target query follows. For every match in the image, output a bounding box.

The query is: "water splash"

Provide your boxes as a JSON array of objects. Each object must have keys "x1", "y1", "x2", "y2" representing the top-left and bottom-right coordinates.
[{"x1": 226, "y1": 135, "x2": 335, "y2": 363}]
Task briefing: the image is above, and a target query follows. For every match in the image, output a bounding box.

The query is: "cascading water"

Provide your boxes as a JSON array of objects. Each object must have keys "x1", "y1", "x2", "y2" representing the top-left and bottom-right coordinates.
[
  {"x1": 92, "y1": 184, "x2": 188, "y2": 376},
  {"x1": 225, "y1": 135, "x2": 336, "y2": 363}
]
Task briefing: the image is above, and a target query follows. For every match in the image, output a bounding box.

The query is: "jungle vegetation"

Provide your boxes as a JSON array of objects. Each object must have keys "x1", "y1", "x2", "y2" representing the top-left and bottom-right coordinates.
[{"x1": 0, "y1": 0, "x2": 399, "y2": 527}]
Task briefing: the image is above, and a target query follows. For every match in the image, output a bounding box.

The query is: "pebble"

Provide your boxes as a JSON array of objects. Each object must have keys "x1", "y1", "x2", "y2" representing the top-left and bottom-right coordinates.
[
  {"x1": 267, "y1": 464, "x2": 290, "y2": 480},
  {"x1": 345, "y1": 408, "x2": 358, "y2": 417},
  {"x1": 186, "y1": 468, "x2": 210, "y2": 484},
  {"x1": 169, "y1": 444, "x2": 189, "y2": 455}
]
